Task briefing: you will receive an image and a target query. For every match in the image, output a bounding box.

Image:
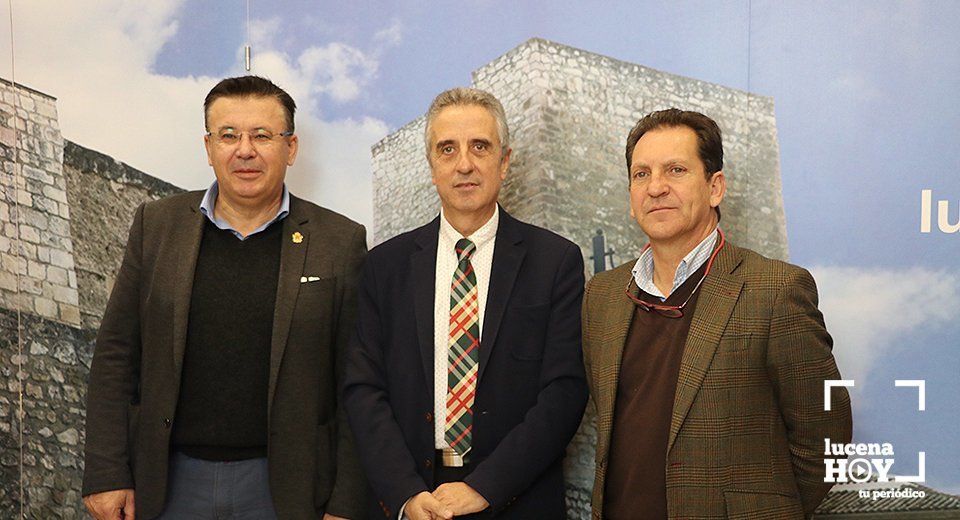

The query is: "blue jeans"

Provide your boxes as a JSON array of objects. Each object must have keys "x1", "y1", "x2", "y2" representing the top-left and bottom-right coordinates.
[{"x1": 156, "y1": 452, "x2": 278, "y2": 519}]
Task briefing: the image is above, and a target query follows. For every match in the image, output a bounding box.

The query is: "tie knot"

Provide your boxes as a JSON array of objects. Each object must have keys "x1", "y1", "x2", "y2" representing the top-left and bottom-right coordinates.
[{"x1": 455, "y1": 238, "x2": 476, "y2": 262}]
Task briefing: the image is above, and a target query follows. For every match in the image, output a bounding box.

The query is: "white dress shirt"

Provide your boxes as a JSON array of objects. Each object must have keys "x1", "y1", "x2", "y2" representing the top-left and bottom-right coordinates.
[{"x1": 433, "y1": 206, "x2": 499, "y2": 448}]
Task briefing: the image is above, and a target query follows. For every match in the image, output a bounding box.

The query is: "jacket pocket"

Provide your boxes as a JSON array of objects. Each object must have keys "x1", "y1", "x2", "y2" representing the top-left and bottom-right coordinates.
[
  {"x1": 723, "y1": 488, "x2": 804, "y2": 519},
  {"x1": 505, "y1": 302, "x2": 550, "y2": 360}
]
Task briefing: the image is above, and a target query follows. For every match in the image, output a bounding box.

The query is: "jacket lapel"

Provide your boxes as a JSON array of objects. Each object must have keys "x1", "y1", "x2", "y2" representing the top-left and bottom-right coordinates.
[
  {"x1": 477, "y1": 210, "x2": 525, "y2": 384},
  {"x1": 171, "y1": 197, "x2": 205, "y2": 390},
  {"x1": 594, "y1": 265, "x2": 636, "y2": 466},
  {"x1": 412, "y1": 217, "x2": 441, "y2": 392},
  {"x1": 267, "y1": 199, "x2": 310, "y2": 416},
  {"x1": 666, "y1": 244, "x2": 744, "y2": 454}
]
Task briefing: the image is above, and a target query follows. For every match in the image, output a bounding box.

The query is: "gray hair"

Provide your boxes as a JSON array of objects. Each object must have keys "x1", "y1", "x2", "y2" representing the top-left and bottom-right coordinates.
[{"x1": 424, "y1": 87, "x2": 510, "y2": 160}]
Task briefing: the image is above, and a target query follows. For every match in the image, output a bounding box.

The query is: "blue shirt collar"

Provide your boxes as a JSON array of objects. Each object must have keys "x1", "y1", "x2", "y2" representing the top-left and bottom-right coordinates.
[
  {"x1": 199, "y1": 181, "x2": 290, "y2": 240},
  {"x1": 631, "y1": 228, "x2": 719, "y2": 301}
]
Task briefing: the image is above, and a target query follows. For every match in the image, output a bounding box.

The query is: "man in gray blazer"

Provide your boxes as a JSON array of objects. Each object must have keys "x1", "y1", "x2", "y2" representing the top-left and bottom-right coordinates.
[{"x1": 82, "y1": 76, "x2": 366, "y2": 519}]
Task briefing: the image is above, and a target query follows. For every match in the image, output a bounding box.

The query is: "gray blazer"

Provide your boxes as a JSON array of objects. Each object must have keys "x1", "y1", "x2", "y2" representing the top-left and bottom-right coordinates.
[{"x1": 82, "y1": 191, "x2": 367, "y2": 519}]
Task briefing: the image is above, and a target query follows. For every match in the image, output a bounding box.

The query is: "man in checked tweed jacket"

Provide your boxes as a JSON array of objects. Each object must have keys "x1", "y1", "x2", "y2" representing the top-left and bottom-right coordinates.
[{"x1": 582, "y1": 109, "x2": 852, "y2": 519}]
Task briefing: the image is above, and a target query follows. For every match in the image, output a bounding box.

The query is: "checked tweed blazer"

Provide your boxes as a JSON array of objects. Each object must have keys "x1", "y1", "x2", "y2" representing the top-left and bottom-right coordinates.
[{"x1": 582, "y1": 242, "x2": 852, "y2": 520}]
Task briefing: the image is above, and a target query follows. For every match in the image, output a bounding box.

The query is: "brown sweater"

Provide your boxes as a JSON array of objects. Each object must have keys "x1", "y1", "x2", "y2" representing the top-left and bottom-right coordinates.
[{"x1": 603, "y1": 261, "x2": 708, "y2": 520}]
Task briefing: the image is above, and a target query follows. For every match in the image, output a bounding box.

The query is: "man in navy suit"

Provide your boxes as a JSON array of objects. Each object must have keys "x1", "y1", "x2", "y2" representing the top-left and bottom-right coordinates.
[{"x1": 343, "y1": 87, "x2": 587, "y2": 519}]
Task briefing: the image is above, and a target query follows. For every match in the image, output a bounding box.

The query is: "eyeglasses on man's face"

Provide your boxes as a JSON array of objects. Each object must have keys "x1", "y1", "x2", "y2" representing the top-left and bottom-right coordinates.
[{"x1": 206, "y1": 128, "x2": 294, "y2": 148}]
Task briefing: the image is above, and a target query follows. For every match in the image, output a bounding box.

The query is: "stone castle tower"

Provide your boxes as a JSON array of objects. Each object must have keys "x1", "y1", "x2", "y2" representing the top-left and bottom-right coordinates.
[
  {"x1": 0, "y1": 78, "x2": 180, "y2": 518},
  {"x1": 371, "y1": 38, "x2": 789, "y2": 517}
]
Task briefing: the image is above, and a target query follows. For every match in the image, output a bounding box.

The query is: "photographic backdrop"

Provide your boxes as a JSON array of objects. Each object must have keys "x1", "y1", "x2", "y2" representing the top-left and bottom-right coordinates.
[{"x1": 1, "y1": 1, "x2": 958, "y2": 517}]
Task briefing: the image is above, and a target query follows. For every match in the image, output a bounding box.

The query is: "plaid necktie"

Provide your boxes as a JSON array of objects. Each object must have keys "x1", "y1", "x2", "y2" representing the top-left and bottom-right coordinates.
[{"x1": 446, "y1": 238, "x2": 479, "y2": 463}]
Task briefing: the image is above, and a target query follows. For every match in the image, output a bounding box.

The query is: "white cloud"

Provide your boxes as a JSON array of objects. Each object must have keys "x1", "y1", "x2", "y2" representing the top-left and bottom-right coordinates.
[
  {"x1": 5, "y1": 1, "x2": 399, "y2": 232},
  {"x1": 247, "y1": 16, "x2": 402, "y2": 104},
  {"x1": 248, "y1": 16, "x2": 283, "y2": 50},
  {"x1": 811, "y1": 266, "x2": 959, "y2": 400},
  {"x1": 374, "y1": 19, "x2": 403, "y2": 47},
  {"x1": 297, "y1": 43, "x2": 377, "y2": 103}
]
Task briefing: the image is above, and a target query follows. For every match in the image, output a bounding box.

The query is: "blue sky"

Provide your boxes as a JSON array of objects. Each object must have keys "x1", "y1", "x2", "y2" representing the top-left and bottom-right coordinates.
[{"x1": 3, "y1": 0, "x2": 958, "y2": 493}]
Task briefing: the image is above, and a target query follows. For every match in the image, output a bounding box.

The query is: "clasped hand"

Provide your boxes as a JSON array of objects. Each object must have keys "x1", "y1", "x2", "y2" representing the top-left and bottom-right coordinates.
[{"x1": 406, "y1": 482, "x2": 489, "y2": 519}]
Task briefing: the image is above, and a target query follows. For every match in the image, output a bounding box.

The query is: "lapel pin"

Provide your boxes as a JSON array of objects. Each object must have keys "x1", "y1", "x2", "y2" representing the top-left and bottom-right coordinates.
[{"x1": 292, "y1": 232, "x2": 303, "y2": 244}]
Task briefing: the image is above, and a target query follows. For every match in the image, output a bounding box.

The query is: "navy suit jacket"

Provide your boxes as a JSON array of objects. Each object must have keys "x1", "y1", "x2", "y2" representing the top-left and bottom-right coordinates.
[{"x1": 343, "y1": 209, "x2": 588, "y2": 519}]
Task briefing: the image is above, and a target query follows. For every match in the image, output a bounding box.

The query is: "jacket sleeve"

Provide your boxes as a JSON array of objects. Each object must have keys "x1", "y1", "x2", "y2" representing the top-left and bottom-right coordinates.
[
  {"x1": 326, "y1": 224, "x2": 371, "y2": 518},
  {"x1": 765, "y1": 267, "x2": 853, "y2": 515},
  {"x1": 82, "y1": 203, "x2": 145, "y2": 496},
  {"x1": 463, "y1": 242, "x2": 589, "y2": 511}
]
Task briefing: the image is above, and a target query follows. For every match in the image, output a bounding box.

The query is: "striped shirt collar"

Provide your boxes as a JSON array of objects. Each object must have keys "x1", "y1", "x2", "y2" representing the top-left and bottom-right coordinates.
[
  {"x1": 199, "y1": 181, "x2": 290, "y2": 240},
  {"x1": 632, "y1": 228, "x2": 719, "y2": 301}
]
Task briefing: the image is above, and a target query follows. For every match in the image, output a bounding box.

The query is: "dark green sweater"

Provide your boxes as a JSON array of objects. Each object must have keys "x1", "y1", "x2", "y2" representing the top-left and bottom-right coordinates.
[{"x1": 172, "y1": 219, "x2": 282, "y2": 461}]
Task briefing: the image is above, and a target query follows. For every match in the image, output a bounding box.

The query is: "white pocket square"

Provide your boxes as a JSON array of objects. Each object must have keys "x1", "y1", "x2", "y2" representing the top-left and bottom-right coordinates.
[{"x1": 299, "y1": 276, "x2": 322, "y2": 283}]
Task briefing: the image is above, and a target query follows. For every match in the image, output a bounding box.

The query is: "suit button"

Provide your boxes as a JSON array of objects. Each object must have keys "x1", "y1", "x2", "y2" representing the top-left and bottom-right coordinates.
[
  {"x1": 163, "y1": 417, "x2": 171, "y2": 428},
  {"x1": 424, "y1": 458, "x2": 433, "y2": 469},
  {"x1": 425, "y1": 412, "x2": 433, "y2": 422}
]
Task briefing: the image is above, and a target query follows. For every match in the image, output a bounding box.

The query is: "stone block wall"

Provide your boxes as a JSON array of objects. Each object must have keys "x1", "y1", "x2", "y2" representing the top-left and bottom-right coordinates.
[
  {"x1": 371, "y1": 117, "x2": 436, "y2": 242},
  {"x1": 63, "y1": 141, "x2": 181, "y2": 329},
  {"x1": 0, "y1": 81, "x2": 80, "y2": 328},
  {"x1": 371, "y1": 38, "x2": 790, "y2": 518},
  {"x1": 0, "y1": 308, "x2": 93, "y2": 519}
]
